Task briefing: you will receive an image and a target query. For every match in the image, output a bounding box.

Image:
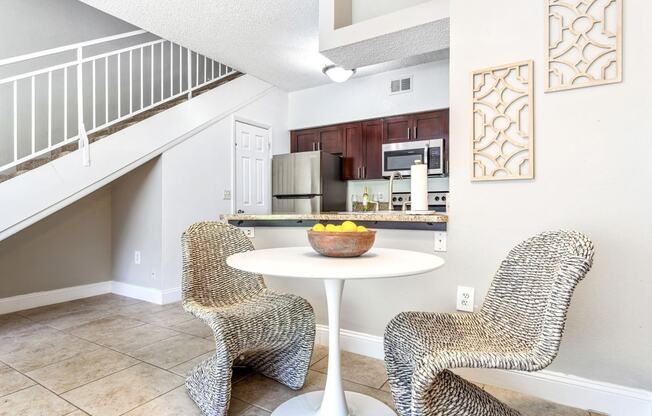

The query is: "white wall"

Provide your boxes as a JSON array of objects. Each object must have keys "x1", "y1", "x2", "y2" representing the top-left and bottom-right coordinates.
[
  {"x1": 351, "y1": 0, "x2": 431, "y2": 24},
  {"x1": 149, "y1": 87, "x2": 289, "y2": 292},
  {"x1": 0, "y1": 187, "x2": 111, "y2": 298},
  {"x1": 288, "y1": 60, "x2": 449, "y2": 129},
  {"x1": 111, "y1": 158, "x2": 162, "y2": 289},
  {"x1": 445, "y1": 0, "x2": 652, "y2": 392}
]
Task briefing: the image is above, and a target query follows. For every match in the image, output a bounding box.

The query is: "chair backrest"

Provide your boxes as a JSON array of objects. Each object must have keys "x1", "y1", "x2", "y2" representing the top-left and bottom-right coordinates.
[
  {"x1": 182, "y1": 221, "x2": 266, "y2": 307},
  {"x1": 479, "y1": 230, "x2": 594, "y2": 363}
]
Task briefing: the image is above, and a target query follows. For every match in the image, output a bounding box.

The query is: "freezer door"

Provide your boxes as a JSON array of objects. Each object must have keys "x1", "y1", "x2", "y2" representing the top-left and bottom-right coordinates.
[
  {"x1": 272, "y1": 196, "x2": 322, "y2": 214},
  {"x1": 272, "y1": 151, "x2": 321, "y2": 196}
]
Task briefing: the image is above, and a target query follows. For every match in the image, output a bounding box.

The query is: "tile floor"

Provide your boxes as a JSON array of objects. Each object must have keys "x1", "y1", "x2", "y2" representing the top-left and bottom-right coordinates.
[{"x1": 0, "y1": 294, "x2": 602, "y2": 416}]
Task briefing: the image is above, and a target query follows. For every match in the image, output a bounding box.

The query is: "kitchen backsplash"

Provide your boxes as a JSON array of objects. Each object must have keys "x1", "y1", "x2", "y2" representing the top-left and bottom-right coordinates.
[{"x1": 346, "y1": 177, "x2": 449, "y2": 211}]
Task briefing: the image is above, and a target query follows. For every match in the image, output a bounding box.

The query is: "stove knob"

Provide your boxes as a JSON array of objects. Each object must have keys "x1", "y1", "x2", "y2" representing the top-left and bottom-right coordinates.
[
  {"x1": 392, "y1": 197, "x2": 397, "y2": 202},
  {"x1": 435, "y1": 196, "x2": 440, "y2": 201},
  {"x1": 442, "y1": 196, "x2": 446, "y2": 201},
  {"x1": 398, "y1": 197, "x2": 403, "y2": 202}
]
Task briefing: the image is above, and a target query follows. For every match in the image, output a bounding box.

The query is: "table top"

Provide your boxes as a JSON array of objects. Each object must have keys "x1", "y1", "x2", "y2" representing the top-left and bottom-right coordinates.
[{"x1": 226, "y1": 247, "x2": 445, "y2": 280}]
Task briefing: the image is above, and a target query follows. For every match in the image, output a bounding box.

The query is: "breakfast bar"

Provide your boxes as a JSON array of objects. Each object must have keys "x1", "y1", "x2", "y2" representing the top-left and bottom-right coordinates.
[{"x1": 223, "y1": 212, "x2": 448, "y2": 231}]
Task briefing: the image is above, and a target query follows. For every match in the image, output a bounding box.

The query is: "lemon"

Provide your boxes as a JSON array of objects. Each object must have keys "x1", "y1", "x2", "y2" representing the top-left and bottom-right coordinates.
[
  {"x1": 357, "y1": 225, "x2": 368, "y2": 232},
  {"x1": 312, "y1": 223, "x2": 326, "y2": 232},
  {"x1": 325, "y1": 224, "x2": 338, "y2": 232},
  {"x1": 335, "y1": 225, "x2": 343, "y2": 232},
  {"x1": 341, "y1": 221, "x2": 357, "y2": 232}
]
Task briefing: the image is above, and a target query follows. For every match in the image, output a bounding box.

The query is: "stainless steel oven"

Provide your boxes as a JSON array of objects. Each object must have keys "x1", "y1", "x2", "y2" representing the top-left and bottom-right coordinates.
[{"x1": 382, "y1": 138, "x2": 444, "y2": 177}]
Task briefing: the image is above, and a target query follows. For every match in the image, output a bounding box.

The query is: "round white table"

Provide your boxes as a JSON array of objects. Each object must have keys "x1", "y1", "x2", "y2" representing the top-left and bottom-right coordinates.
[{"x1": 227, "y1": 247, "x2": 445, "y2": 416}]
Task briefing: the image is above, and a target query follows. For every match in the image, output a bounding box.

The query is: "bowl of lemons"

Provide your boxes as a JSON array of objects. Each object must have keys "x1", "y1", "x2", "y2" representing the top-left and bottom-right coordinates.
[{"x1": 307, "y1": 221, "x2": 376, "y2": 257}]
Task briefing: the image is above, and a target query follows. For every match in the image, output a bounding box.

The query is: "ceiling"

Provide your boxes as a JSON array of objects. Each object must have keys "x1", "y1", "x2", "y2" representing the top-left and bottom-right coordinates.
[{"x1": 80, "y1": 0, "x2": 447, "y2": 91}]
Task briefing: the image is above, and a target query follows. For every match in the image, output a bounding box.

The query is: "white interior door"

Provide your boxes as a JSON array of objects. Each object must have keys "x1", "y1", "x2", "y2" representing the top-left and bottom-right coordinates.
[{"x1": 235, "y1": 121, "x2": 271, "y2": 214}]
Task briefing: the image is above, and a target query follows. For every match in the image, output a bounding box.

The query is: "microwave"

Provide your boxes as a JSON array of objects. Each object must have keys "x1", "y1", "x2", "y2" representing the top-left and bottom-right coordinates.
[{"x1": 382, "y1": 138, "x2": 445, "y2": 177}]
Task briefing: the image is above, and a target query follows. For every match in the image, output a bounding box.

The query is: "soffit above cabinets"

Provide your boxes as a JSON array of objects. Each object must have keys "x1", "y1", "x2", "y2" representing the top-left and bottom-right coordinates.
[{"x1": 319, "y1": 0, "x2": 450, "y2": 70}]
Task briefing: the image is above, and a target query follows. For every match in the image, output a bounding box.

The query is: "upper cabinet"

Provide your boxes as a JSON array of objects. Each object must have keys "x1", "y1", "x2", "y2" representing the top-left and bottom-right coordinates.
[
  {"x1": 290, "y1": 109, "x2": 449, "y2": 180},
  {"x1": 383, "y1": 110, "x2": 449, "y2": 143}
]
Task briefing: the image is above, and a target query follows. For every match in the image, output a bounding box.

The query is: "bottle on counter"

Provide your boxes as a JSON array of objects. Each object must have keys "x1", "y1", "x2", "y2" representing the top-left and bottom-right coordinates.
[{"x1": 362, "y1": 186, "x2": 369, "y2": 211}]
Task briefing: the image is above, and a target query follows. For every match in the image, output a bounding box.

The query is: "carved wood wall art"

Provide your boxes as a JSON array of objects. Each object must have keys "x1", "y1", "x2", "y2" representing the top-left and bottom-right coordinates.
[
  {"x1": 472, "y1": 61, "x2": 534, "y2": 181},
  {"x1": 545, "y1": 0, "x2": 622, "y2": 92}
]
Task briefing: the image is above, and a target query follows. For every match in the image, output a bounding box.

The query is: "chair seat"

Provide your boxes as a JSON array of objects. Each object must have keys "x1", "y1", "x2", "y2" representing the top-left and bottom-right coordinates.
[{"x1": 386, "y1": 311, "x2": 525, "y2": 366}]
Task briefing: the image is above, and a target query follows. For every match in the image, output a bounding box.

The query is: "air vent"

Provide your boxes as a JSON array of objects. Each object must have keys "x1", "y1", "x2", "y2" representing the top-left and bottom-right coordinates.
[{"x1": 390, "y1": 76, "x2": 412, "y2": 94}]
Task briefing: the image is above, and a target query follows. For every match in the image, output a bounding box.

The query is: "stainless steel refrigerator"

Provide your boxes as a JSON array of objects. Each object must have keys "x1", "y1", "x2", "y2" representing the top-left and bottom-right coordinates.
[{"x1": 272, "y1": 151, "x2": 346, "y2": 214}]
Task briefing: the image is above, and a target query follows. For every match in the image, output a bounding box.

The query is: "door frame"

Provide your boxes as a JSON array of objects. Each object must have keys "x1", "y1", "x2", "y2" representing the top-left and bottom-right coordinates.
[{"x1": 231, "y1": 115, "x2": 273, "y2": 215}]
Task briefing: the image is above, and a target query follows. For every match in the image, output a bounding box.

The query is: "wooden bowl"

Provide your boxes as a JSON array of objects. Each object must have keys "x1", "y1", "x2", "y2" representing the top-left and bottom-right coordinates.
[{"x1": 307, "y1": 230, "x2": 376, "y2": 258}]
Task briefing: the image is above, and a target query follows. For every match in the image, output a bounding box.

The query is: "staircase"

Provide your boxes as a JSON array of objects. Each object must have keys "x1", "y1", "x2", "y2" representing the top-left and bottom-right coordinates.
[
  {"x1": 0, "y1": 30, "x2": 239, "y2": 183},
  {"x1": 0, "y1": 31, "x2": 278, "y2": 242}
]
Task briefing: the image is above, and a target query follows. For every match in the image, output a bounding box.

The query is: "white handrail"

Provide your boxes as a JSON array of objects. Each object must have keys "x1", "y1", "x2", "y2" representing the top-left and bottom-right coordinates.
[
  {"x1": 0, "y1": 30, "x2": 147, "y2": 67},
  {"x1": 1, "y1": 30, "x2": 236, "y2": 173}
]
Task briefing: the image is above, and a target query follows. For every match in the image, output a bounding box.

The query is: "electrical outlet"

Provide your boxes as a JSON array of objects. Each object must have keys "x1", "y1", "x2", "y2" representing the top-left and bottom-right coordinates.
[
  {"x1": 134, "y1": 251, "x2": 141, "y2": 265},
  {"x1": 239, "y1": 227, "x2": 255, "y2": 238},
  {"x1": 223, "y1": 190, "x2": 232, "y2": 200},
  {"x1": 434, "y1": 231, "x2": 447, "y2": 252},
  {"x1": 151, "y1": 270, "x2": 156, "y2": 280},
  {"x1": 456, "y1": 286, "x2": 474, "y2": 312}
]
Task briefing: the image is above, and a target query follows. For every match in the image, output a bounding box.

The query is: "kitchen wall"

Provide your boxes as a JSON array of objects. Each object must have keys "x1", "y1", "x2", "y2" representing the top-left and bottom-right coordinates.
[
  {"x1": 0, "y1": 187, "x2": 111, "y2": 298},
  {"x1": 288, "y1": 60, "x2": 448, "y2": 129}
]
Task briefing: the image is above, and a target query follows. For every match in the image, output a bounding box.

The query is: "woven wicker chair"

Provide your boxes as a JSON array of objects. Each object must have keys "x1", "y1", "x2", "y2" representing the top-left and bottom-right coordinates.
[
  {"x1": 384, "y1": 230, "x2": 594, "y2": 416},
  {"x1": 181, "y1": 222, "x2": 315, "y2": 416}
]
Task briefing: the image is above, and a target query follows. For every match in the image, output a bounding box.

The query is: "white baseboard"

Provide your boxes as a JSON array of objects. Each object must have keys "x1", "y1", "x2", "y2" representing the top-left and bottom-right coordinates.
[
  {"x1": 0, "y1": 281, "x2": 181, "y2": 314},
  {"x1": 110, "y1": 281, "x2": 164, "y2": 305},
  {"x1": 0, "y1": 281, "x2": 112, "y2": 315},
  {"x1": 315, "y1": 325, "x2": 652, "y2": 416}
]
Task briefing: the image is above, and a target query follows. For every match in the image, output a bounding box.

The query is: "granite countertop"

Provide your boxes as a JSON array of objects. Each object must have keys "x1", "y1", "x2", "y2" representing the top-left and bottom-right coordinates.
[{"x1": 223, "y1": 211, "x2": 448, "y2": 223}]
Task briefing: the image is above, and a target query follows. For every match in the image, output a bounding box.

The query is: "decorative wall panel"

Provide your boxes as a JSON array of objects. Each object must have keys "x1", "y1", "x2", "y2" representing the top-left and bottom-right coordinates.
[
  {"x1": 472, "y1": 61, "x2": 534, "y2": 181},
  {"x1": 545, "y1": 0, "x2": 622, "y2": 92}
]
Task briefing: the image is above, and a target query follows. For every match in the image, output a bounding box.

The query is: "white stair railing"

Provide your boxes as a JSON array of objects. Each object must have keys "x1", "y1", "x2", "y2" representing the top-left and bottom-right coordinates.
[{"x1": 0, "y1": 30, "x2": 236, "y2": 172}]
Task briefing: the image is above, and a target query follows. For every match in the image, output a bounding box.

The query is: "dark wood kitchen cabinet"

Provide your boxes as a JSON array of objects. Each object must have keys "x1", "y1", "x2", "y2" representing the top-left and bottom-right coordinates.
[
  {"x1": 382, "y1": 110, "x2": 449, "y2": 143},
  {"x1": 291, "y1": 126, "x2": 345, "y2": 154},
  {"x1": 290, "y1": 108, "x2": 449, "y2": 180}
]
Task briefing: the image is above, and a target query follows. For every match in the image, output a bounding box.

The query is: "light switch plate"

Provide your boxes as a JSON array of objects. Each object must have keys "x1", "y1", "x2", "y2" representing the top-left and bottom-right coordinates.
[
  {"x1": 239, "y1": 227, "x2": 255, "y2": 238},
  {"x1": 223, "y1": 190, "x2": 232, "y2": 200},
  {"x1": 134, "y1": 251, "x2": 141, "y2": 265},
  {"x1": 456, "y1": 286, "x2": 475, "y2": 312},
  {"x1": 434, "y1": 231, "x2": 447, "y2": 252}
]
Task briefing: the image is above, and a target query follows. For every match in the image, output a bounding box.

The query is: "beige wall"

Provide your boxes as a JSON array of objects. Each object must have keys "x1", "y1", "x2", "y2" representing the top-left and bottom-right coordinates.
[
  {"x1": 448, "y1": 0, "x2": 652, "y2": 390},
  {"x1": 0, "y1": 187, "x2": 112, "y2": 298}
]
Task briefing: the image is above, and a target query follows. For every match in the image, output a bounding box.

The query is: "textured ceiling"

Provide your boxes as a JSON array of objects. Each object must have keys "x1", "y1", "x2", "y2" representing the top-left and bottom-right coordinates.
[{"x1": 79, "y1": 0, "x2": 448, "y2": 91}]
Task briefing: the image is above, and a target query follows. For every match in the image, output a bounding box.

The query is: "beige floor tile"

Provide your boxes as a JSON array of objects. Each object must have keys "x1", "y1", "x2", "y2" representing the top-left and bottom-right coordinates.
[
  {"x1": 92, "y1": 323, "x2": 179, "y2": 355},
  {"x1": 122, "y1": 386, "x2": 202, "y2": 416},
  {"x1": 17, "y1": 301, "x2": 89, "y2": 321},
  {"x1": 0, "y1": 330, "x2": 100, "y2": 373},
  {"x1": 483, "y1": 385, "x2": 588, "y2": 416},
  {"x1": 169, "y1": 319, "x2": 213, "y2": 338},
  {"x1": 62, "y1": 363, "x2": 184, "y2": 416},
  {"x1": 138, "y1": 307, "x2": 194, "y2": 327},
  {"x1": 0, "y1": 314, "x2": 51, "y2": 340},
  {"x1": 380, "y1": 381, "x2": 391, "y2": 392},
  {"x1": 0, "y1": 385, "x2": 76, "y2": 416},
  {"x1": 116, "y1": 301, "x2": 178, "y2": 318},
  {"x1": 310, "y1": 344, "x2": 328, "y2": 365},
  {"x1": 343, "y1": 379, "x2": 395, "y2": 410},
  {"x1": 66, "y1": 411, "x2": 89, "y2": 416},
  {"x1": 0, "y1": 362, "x2": 35, "y2": 397},
  {"x1": 26, "y1": 348, "x2": 139, "y2": 394},
  {"x1": 131, "y1": 334, "x2": 214, "y2": 369},
  {"x1": 66, "y1": 315, "x2": 145, "y2": 342},
  {"x1": 312, "y1": 350, "x2": 388, "y2": 389},
  {"x1": 229, "y1": 397, "x2": 253, "y2": 415},
  {"x1": 231, "y1": 370, "x2": 327, "y2": 412},
  {"x1": 169, "y1": 351, "x2": 214, "y2": 377},
  {"x1": 40, "y1": 308, "x2": 113, "y2": 331},
  {"x1": 76, "y1": 294, "x2": 142, "y2": 310},
  {"x1": 239, "y1": 406, "x2": 271, "y2": 415}
]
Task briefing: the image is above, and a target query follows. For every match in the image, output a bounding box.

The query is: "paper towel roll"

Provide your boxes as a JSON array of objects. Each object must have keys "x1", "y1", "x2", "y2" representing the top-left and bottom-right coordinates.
[{"x1": 411, "y1": 160, "x2": 428, "y2": 211}]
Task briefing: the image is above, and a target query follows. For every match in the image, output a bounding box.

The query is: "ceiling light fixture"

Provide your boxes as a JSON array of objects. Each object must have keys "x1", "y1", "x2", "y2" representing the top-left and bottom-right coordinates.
[{"x1": 323, "y1": 65, "x2": 356, "y2": 83}]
